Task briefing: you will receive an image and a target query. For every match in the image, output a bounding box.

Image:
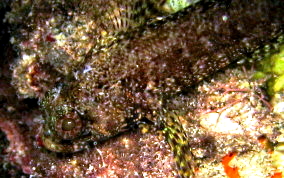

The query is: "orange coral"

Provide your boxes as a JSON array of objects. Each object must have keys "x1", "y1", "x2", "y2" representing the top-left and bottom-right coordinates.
[
  {"x1": 222, "y1": 152, "x2": 240, "y2": 178},
  {"x1": 271, "y1": 172, "x2": 282, "y2": 178}
]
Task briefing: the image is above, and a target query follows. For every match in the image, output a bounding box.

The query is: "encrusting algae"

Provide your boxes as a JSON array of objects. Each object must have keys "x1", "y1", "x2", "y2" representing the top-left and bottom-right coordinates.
[{"x1": 5, "y1": 0, "x2": 284, "y2": 177}]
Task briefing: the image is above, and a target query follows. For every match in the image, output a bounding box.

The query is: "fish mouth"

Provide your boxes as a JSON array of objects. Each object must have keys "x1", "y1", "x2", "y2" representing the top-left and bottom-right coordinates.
[
  {"x1": 40, "y1": 133, "x2": 92, "y2": 153},
  {"x1": 40, "y1": 127, "x2": 115, "y2": 153}
]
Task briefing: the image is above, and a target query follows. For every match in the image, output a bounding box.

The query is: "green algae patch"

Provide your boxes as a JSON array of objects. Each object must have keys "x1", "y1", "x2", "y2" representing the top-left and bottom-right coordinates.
[
  {"x1": 253, "y1": 71, "x2": 267, "y2": 80},
  {"x1": 254, "y1": 44, "x2": 284, "y2": 96},
  {"x1": 161, "y1": 0, "x2": 201, "y2": 13},
  {"x1": 270, "y1": 75, "x2": 284, "y2": 94},
  {"x1": 271, "y1": 47, "x2": 284, "y2": 75}
]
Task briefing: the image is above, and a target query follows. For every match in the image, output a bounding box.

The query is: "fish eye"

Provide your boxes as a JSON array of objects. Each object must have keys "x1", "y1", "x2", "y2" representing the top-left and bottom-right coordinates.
[
  {"x1": 55, "y1": 111, "x2": 83, "y2": 140},
  {"x1": 62, "y1": 118, "x2": 76, "y2": 131}
]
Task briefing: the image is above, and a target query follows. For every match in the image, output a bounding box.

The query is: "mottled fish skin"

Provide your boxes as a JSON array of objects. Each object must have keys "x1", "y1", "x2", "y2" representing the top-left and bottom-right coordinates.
[
  {"x1": 162, "y1": 111, "x2": 195, "y2": 177},
  {"x1": 79, "y1": 0, "x2": 160, "y2": 37},
  {"x1": 40, "y1": 0, "x2": 283, "y2": 177}
]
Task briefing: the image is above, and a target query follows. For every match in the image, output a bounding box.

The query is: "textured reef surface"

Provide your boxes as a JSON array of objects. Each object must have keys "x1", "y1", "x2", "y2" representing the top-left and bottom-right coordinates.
[{"x1": 1, "y1": 0, "x2": 284, "y2": 177}]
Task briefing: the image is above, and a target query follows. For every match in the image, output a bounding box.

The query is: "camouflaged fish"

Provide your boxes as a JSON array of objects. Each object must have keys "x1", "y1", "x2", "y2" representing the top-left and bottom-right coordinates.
[{"x1": 37, "y1": 0, "x2": 284, "y2": 177}]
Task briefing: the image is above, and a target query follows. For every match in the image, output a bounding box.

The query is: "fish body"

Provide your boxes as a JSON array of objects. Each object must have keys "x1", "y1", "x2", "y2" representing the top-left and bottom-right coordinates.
[{"x1": 39, "y1": 0, "x2": 283, "y2": 177}]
